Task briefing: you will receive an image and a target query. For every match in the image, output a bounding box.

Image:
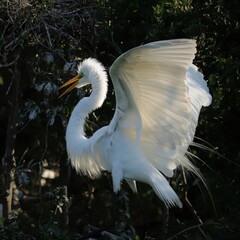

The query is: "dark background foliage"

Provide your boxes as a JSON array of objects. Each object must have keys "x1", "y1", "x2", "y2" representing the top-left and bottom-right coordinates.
[{"x1": 0, "y1": 0, "x2": 239, "y2": 239}]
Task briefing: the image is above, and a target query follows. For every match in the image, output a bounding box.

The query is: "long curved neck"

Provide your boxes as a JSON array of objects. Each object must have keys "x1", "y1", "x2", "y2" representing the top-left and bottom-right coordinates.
[{"x1": 66, "y1": 73, "x2": 108, "y2": 139}]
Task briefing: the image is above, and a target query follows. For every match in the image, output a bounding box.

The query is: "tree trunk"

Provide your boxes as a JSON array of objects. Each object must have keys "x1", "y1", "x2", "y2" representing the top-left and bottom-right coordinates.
[{"x1": 2, "y1": 64, "x2": 21, "y2": 221}]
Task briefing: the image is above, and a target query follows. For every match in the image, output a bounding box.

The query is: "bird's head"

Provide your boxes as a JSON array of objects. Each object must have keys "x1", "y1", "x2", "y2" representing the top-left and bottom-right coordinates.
[
  {"x1": 59, "y1": 58, "x2": 106, "y2": 98},
  {"x1": 58, "y1": 71, "x2": 86, "y2": 98}
]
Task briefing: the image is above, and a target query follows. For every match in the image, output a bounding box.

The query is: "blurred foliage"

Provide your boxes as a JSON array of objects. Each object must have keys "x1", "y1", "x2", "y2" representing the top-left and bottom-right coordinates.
[{"x1": 0, "y1": 0, "x2": 240, "y2": 239}]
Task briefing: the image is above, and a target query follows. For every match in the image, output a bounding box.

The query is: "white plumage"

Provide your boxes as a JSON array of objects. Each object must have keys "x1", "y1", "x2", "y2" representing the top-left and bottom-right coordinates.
[{"x1": 59, "y1": 39, "x2": 212, "y2": 208}]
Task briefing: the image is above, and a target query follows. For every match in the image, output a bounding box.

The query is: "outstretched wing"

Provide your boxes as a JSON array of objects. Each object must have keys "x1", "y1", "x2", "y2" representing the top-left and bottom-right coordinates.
[{"x1": 109, "y1": 39, "x2": 211, "y2": 177}]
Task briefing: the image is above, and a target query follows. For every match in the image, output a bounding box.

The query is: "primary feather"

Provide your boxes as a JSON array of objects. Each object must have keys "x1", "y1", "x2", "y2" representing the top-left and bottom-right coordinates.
[{"x1": 62, "y1": 39, "x2": 212, "y2": 208}]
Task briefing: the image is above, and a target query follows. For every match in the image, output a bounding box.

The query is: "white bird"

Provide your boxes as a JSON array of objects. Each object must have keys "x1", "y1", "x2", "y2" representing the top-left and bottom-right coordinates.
[{"x1": 59, "y1": 39, "x2": 212, "y2": 208}]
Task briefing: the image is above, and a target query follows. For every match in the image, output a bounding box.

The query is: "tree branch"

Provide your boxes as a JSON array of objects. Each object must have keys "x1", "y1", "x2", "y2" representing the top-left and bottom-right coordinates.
[
  {"x1": 2, "y1": 62, "x2": 21, "y2": 221},
  {"x1": 0, "y1": 55, "x2": 19, "y2": 68}
]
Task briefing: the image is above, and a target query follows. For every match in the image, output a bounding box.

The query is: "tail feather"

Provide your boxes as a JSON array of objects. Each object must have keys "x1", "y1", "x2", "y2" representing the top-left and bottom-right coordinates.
[{"x1": 150, "y1": 171, "x2": 182, "y2": 208}]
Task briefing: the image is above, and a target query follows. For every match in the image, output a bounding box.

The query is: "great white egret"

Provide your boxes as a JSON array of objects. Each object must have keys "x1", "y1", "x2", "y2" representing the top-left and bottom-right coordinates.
[{"x1": 59, "y1": 39, "x2": 212, "y2": 208}]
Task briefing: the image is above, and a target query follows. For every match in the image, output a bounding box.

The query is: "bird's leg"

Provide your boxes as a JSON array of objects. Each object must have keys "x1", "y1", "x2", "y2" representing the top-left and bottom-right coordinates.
[
  {"x1": 111, "y1": 191, "x2": 119, "y2": 226},
  {"x1": 135, "y1": 193, "x2": 150, "y2": 237},
  {"x1": 112, "y1": 188, "x2": 137, "y2": 238},
  {"x1": 110, "y1": 163, "x2": 123, "y2": 226},
  {"x1": 112, "y1": 163, "x2": 123, "y2": 193},
  {"x1": 108, "y1": 190, "x2": 126, "y2": 227},
  {"x1": 160, "y1": 203, "x2": 169, "y2": 238}
]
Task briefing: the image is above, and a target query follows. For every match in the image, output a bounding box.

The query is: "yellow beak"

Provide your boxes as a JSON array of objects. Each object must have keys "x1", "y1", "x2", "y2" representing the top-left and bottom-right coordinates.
[{"x1": 58, "y1": 74, "x2": 81, "y2": 98}]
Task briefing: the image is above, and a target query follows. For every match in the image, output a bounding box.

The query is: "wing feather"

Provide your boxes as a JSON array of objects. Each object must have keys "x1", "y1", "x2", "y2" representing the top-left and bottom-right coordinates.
[{"x1": 109, "y1": 39, "x2": 211, "y2": 177}]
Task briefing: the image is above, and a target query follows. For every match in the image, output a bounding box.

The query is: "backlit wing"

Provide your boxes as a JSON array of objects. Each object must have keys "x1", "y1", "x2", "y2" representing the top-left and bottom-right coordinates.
[{"x1": 109, "y1": 39, "x2": 211, "y2": 177}]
